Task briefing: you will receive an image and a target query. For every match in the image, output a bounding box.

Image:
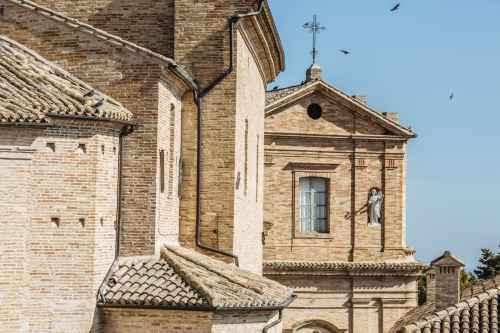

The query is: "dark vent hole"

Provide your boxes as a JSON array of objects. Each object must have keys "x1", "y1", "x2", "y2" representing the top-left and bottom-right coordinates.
[{"x1": 307, "y1": 103, "x2": 322, "y2": 120}]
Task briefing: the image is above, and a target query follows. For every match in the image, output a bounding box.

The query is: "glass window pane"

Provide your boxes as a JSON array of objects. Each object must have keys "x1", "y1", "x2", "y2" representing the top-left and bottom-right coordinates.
[
  {"x1": 299, "y1": 205, "x2": 311, "y2": 218},
  {"x1": 312, "y1": 177, "x2": 327, "y2": 192},
  {"x1": 314, "y1": 206, "x2": 327, "y2": 219},
  {"x1": 314, "y1": 192, "x2": 327, "y2": 205},
  {"x1": 313, "y1": 219, "x2": 327, "y2": 233},
  {"x1": 300, "y1": 219, "x2": 310, "y2": 232},
  {"x1": 300, "y1": 192, "x2": 311, "y2": 205},
  {"x1": 299, "y1": 177, "x2": 311, "y2": 191}
]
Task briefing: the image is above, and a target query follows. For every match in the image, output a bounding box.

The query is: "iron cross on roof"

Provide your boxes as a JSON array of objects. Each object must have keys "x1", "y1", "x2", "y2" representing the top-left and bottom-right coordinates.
[{"x1": 303, "y1": 15, "x2": 326, "y2": 64}]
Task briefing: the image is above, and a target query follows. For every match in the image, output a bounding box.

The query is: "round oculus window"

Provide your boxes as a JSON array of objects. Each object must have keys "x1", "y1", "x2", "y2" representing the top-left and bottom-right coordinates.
[{"x1": 307, "y1": 103, "x2": 322, "y2": 120}]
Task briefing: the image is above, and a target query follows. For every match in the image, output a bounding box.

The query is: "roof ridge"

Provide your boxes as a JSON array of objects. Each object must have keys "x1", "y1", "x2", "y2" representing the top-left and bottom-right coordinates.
[
  {"x1": 163, "y1": 244, "x2": 265, "y2": 294},
  {"x1": 160, "y1": 245, "x2": 219, "y2": 307},
  {"x1": 5, "y1": 0, "x2": 177, "y2": 67}
]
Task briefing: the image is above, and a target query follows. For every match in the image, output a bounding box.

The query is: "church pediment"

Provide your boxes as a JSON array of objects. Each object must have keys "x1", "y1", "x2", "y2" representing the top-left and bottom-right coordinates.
[{"x1": 265, "y1": 80, "x2": 416, "y2": 139}]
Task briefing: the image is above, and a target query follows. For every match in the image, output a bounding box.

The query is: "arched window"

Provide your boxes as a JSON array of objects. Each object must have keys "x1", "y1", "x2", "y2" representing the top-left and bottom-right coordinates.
[{"x1": 299, "y1": 177, "x2": 328, "y2": 233}]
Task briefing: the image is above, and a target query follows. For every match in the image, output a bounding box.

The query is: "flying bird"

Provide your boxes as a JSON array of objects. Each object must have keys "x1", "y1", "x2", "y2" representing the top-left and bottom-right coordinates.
[
  {"x1": 272, "y1": 86, "x2": 279, "y2": 90},
  {"x1": 83, "y1": 89, "x2": 94, "y2": 98},
  {"x1": 93, "y1": 98, "x2": 105, "y2": 108},
  {"x1": 450, "y1": 93, "x2": 454, "y2": 100},
  {"x1": 340, "y1": 50, "x2": 350, "y2": 54},
  {"x1": 391, "y1": 4, "x2": 399, "y2": 11}
]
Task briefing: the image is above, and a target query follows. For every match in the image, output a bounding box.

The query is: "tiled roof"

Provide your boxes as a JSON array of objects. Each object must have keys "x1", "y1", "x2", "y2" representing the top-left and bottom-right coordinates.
[
  {"x1": 0, "y1": 35, "x2": 132, "y2": 123},
  {"x1": 263, "y1": 261, "x2": 429, "y2": 271},
  {"x1": 390, "y1": 274, "x2": 500, "y2": 333},
  {"x1": 265, "y1": 80, "x2": 318, "y2": 105},
  {"x1": 100, "y1": 244, "x2": 294, "y2": 308}
]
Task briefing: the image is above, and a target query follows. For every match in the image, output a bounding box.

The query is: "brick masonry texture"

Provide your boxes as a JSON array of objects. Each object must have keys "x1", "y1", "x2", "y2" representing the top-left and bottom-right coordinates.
[
  {"x1": 0, "y1": 0, "x2": 287, "y2": 331},
  {"x1": 0, "y1": 120, "x2": 121, "y2": 332},
  {"x1": 26, "y1": 0, "x2": 175, "y2": 58},
  {"x1": 99, "y1": 308, "x2": 282, "y2": 333},
  {"x1": 262, "y1": 77, "x2": 423, "y2": 332}
]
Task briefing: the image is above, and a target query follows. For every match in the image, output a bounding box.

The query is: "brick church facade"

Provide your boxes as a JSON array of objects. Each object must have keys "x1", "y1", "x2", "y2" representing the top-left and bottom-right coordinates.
[
  {"x1": 262, "y1": 65, "x2": 428, "y2": 333},
  {"x1": 0, "y1": 0, "x2": 427, "y2": 332}
]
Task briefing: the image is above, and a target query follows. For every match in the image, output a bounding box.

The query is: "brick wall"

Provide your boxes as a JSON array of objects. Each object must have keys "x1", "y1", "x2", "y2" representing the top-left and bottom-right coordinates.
[
  {"x1": 99, "y1": 308, "x2": 281, "y2": 333},
  {"x1": 0, "y1": 120, "x2": 122, "y2": 332},
  {"x1": 271, "y1": 274, "x2": 418, "y2": 333},
  {"x1": 264, "y1": 94, "x2": 407, "y2": 262},
  {"x1": 177, "y1": 10, "x2": 268, "y2": 273},
  {"x1": 30, "y1": 0, "x2": 175, "y2": 57}
]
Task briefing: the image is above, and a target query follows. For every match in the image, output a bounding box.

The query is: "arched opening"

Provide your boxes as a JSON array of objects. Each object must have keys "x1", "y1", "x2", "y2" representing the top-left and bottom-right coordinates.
[{"x1": 292, "y1": 318, "x2": 345, "y2": 333}]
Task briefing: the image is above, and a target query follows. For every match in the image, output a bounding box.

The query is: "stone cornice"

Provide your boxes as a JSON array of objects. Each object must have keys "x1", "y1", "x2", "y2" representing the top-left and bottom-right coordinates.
[
  {"x1": 265, "y1": 131, "x2": 408, "y2": 141},
  {"x1": 263, "y1": 261, "x2": 429, "y2": 273}
]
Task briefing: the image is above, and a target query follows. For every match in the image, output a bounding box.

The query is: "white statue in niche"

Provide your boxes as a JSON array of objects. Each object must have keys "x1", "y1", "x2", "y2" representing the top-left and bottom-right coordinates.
[{"x1": 367, "y1": 189, "x2": 384, "y2": 225}]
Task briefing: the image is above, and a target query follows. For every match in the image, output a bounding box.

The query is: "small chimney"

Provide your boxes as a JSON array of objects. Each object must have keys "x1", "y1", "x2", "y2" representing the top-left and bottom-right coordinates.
[
  {"x1": 352, "y1": 95, "x2": 367, "y2": 105},
  {"x1": 425, "y1": 267, "x2": 436, "y2": 304},
  {"x1": 429, "y1": 251, "x2": 465, "y2": 310},
  {"x1": 306, "y1": 63, "x2": 322, "y2": 81},
  {"x1": 382, "y1": 112, "x2": 398, "y2": 123}
]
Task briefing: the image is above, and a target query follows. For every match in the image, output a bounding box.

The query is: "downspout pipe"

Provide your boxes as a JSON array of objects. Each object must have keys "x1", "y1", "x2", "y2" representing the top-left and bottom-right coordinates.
[
  {"x1": 116, "y1": 124, "x2": 135, "y2": 258},
  {"x1": 263, "y1": 309, "x2": 283, "y2": 333},
  {"x1": 194, "y1": 0, "x2": 266, "y2": 267}
]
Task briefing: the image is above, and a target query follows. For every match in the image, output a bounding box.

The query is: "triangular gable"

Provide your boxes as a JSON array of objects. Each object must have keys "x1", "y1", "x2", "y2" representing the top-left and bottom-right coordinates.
[
  {"x1": 265, "y1": 80, "x2": 416, "y2": 139},
  {"x1": 430, "y1": 251, "x2": 465, "y2": 267}
]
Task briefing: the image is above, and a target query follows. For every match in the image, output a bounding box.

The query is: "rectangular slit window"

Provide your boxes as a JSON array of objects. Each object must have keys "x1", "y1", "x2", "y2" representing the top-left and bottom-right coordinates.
[
  {"x1": 299, "y1": 177, "x2": 328, "y2": 233},
  {"x1": 79, "y1": 218, "x2": 85, "y2": 228},
  {"x1": 0, "y1": 8, "x2": 4, "y2": 16},
  {"x1": 101, "y1": 144, "x2": 105, "y2": 154},
  {"x1": 51, "y1": 217, "x2": 59, "y2": 227},
  {"x1": 160, "y1": 150, "x2": 165, "y2": 193}
]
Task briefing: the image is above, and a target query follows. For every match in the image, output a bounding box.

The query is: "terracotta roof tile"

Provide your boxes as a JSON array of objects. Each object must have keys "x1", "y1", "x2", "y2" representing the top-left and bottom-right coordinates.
[
  {"x1": 0, "y1": 35, "x2": 132, "y2": 123},
  {"x1": 100, "y1": 244, "x2": 293, "y2": 308},
  {"x1": 390, "y1": 273, "x2": 500, "y2": 333}
]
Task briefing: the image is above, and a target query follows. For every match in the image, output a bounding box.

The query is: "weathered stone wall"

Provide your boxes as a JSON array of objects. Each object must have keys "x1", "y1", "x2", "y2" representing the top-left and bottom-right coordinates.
[
  {"x1": 0, "y1": 120, "x2": 121, "y2": 332},
  {"x1": 264, "y1": 94, "x2": 407, "y2": 262},
  {"x1": 28, "y1": 0, "x2": 175, "y2": 57}
]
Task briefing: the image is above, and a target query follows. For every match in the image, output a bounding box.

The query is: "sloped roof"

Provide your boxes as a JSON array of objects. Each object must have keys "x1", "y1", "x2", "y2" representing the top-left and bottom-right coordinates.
[
  {"x1": 389, "y1": 274, "x2": 500, "y2": 333},
  {"x1": 100, "y1": 244, "x2": 294, "y2": 309},
  {"x1": 430, "y1": 251, "x2": 466, "y2": 267},
  {"x1": 0, "y1": 35, "x2": 131, "y2": 123},
  {"x1": 265, "y1": 79, "x2": 416, "y2": 139}
]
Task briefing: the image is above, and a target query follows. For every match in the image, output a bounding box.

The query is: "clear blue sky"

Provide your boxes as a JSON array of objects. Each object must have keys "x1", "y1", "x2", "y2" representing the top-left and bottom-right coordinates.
[{"x1": 267, "y1": 0, "x2": 500, "y2": 272}]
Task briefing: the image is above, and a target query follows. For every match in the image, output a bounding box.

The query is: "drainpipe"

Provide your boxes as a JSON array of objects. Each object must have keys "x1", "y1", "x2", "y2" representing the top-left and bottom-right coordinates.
[
  {"x1": 194, "y1": 0, "x2": 266, "y2": 267},
  {"x1": 263, "y1": 309, "x2": 283, "y2": 333},
  {"x1": 116, "y1": 125, "x2": 135, "y2": 258}
]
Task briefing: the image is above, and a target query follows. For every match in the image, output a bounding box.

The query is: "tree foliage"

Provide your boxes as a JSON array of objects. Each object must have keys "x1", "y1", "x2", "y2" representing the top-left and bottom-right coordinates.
[
  {"x1": 474, "y1": 247, "x2": 500, "y2": 280},
  {"x1": 417, "y1": 275, "x2": 426, "y2": 306},
  {"x1": 460, "y1": 269, "x2": 479, "y2": 289}
]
